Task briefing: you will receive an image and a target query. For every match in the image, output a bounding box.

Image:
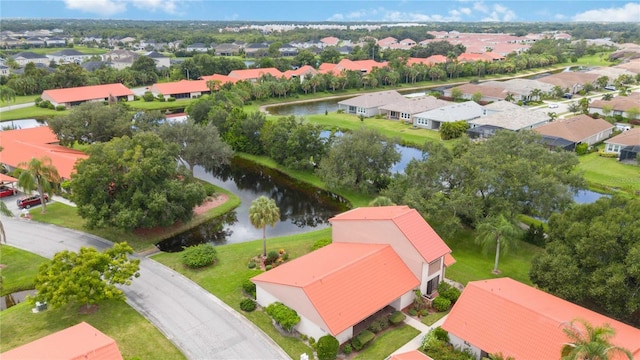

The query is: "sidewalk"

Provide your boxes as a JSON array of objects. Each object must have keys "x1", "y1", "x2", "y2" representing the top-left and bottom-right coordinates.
[{"x1": 389, "y1": 314, "x2": 448, "y2": 356}]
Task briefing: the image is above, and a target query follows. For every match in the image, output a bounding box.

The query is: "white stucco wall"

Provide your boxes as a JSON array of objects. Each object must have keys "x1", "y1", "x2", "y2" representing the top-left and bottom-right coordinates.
[
  {"x1": 390, "y1": 290, "x2": 416, "y2": 310},
  {"x1": 449, "y1": 333, "x2": 482, "y2": 360}
]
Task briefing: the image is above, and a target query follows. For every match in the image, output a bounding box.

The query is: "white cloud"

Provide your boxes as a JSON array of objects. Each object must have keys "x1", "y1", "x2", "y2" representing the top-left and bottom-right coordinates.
[
  {"x1": 328, "y1": 6, "x2": 464, "y2": 22},
  {"x1": 473, "y1": 1, "x2": 489, "y2": 14},
  {"x1": 482, "y1": 3, "x2": 517, "y2": 21},
  {"x1": 460, "y1": 7, "x2": 472, "y2": 15},
  {"x1": 64, "y1": 0, "x2": 181, "y2": 16},
  {"x1": 555, "y1": 14, "x2": 567, "y2": 20},
  {"x1": 573, "y1": 2, "x2": 640, "y2": 22}
]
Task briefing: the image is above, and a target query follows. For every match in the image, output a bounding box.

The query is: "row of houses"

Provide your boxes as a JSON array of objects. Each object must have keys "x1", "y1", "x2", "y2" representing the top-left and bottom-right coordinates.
[{"x1": 4, "y1": 49, "x2": 171, "y2": 71}]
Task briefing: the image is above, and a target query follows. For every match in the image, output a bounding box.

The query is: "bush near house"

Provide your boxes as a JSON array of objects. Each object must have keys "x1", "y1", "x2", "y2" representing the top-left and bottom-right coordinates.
[
  {"x1": 316, "y1": 335, "x2": 339, "y2": 360},
  {"x1": 432, "y1": 296, "x2": 451, "y2": 312},
  {"x1": 240, "y1": 298, "x2": 256, "y2": 312},
  {"x1": 437, "y1": 282, "x2": 461, "y2": 304},
  {"x1": 265, "y1": 302, "x2": 300, "y2": 332},
  {"x1": 352, "y1": 330, "x2": 375, "y2": 351},
  {"x1": 242, "y1": 279, "x2": 256, "y2": 299},
  {"x1": 389, "y1": 311, "x2": 406, "y2": 325},
  {"x1": 181, "y1": 244, "x2": 218, "y2": 268}
]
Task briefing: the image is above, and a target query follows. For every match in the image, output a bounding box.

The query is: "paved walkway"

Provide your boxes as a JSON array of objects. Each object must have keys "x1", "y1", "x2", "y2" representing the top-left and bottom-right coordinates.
[{"x1": 389, "y1": 314, "x2": 448, "y2": 357}]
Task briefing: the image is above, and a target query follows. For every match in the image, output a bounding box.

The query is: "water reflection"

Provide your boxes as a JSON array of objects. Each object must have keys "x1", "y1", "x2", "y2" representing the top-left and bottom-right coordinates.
[
  {"x1": 0, "y1": 119, "x2": 47, "y2": 130},
  {"x1": 156, "y1": 157, "x2": 349, "y2": 252}
]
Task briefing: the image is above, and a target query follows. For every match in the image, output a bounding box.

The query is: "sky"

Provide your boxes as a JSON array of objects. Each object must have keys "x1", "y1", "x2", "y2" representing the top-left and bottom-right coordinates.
[{"x1": 1, "y1": 0, "x2": 639, "y2": 23}]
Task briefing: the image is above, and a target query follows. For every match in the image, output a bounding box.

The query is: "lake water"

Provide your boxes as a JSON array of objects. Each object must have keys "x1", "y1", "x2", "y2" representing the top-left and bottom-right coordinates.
[{"x1": 0, "y1": 119, "x2": 46, "y2": 130}]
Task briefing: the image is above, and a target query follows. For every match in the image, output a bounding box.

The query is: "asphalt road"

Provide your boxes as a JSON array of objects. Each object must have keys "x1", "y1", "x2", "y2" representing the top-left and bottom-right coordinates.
[{"x1": 1, "y1": 209, "x2": 288, "y2": 360}]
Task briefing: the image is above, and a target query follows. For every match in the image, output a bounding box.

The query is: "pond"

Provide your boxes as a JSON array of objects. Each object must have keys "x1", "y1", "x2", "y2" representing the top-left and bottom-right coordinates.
[
  {"x1": 155, "y1": 157, "x2": 349, "y2": 252},
  {"x1": 573, "y1": 189, "x2": 609, "y2": 204},
  {"x1": 0, "y1": 118, "x2": 47, "y2": 130}
]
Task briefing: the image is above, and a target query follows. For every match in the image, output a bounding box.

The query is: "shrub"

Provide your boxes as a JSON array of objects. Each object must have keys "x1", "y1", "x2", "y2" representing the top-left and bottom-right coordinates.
[
  {"x1": 420, "y1": 309, "x2": 430, "y2": 317},
  {"x1": 265, "y1": 251, "x2": 280, "y2": 265},
  {"x1": 440, "y1": 120, "x2": 470, "y2": 140},
  {"x1": 352, "y1": 330, "x2": 375, "y2": 351},
  {"x1": 368, "y1": 320, "x2": 382, "y2": 333},
  {"x1": 432, "y1": 296, "x2": 451, "y2": 312},
  {"x1": 522, "y1": 223, "x2": 546, "y2": 247},
  {"x1": 247, "y1": 260, "x2": 256, "y2": 269},
  {"x1": 312, "y1": 238, "x2": 331, "y2": 250},
  {"x1": 242, "y1": 279, "x2": 256, "y2": 298},
  {"x1": 55, "y1": 105, "x2": 66, "y2": 111},
  {"x1": 240, "y1": 298, "x2": 256, "y2": 312},
  {"x1": 408, "y1": 308, "x2": 418, "y2": 316},
  {"x1": 342, "y1": 343, "x2": 352, "y2": 355},
  {"x1": 377, "y1": 316, "x2": 390, "y2": 331},
  {"x1": 389, "y1": 311, "x2": 406, "y2": 325},
  {"x1": 432, "y1": 326, "x2": 450, "y2": 343},
  {"x1": 265, "y1": 302, "x2": 300, "y2": 332},
  {"x1": 439, "y1": 284, "x2": 461, "y2": 304},
  {"x1": 281, "y1": 252, "x2": 289, "y2": 261},
  {"x1": 598, "y1": 151, "x2": 618, "y2": 158},
  {"x1": 167, "y1": 97, "x2": 176, "y2": 102},
  {"x1": 308, "y1": 337, "x2": 316, "y2": 348},
  {"x1": 575, "y1": 143, "x2": 589, "y2": 155},
  {"x1": 142, "y1": 91, "x2": 155, "y2": 102},
  {"x1": 265, "y1": 265, "x2": 273, "y2": 271},
  {"x1": 202, "y1": 183, "x2": 217, "y2": 197},
  {"x1": 316, "y1": 335, "x2": 339, "y2": 360},
  {"x1": 181, "y1": 243, "x2": 217, "y2": 268},
  {"x1": 34, "y1": 96, "x2": 42, "y2": 105}
]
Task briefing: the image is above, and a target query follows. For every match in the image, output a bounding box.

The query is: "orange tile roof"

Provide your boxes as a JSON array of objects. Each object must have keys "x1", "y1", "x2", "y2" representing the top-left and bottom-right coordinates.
[
  {"x1": 442, "y1": 278, "x2": 640, "y2": 360},
  {"x1": 389, "y1": 350, "x2": 433, "y2": 360},
  {"x1": 444, "y1": 253, "x2": 456, "y2": 267},
  {"x1": 283, "y1": 65, "x2": 318, "y2": 78},
  {"x1": 199, "y1": 73, "x2": 240, "y2": 85},
  {"x1": 0, "y1": 126, "x2": 87, "y2": 179},
  {"x1": 252, "y1": 242, "x2": 419, "y2": 335},
  {"x1": 0, "y1": 173, "x2": 18, "y2": 183},
  {"x1": 330, "y1": 206, "x2": 451, "y2": 263},
  {"x1": 228, "y1": 67, "x2": 284, "y2": 80},
  {"x1": 533, "y1": 114, "x2": 613, "y2": 143},
  {"x1": 41, "y1": 83, "x2": 133, "y2": 104},
  {"x1": 1, "y1": 322, "x2": 123, "y2": 360},
  {"x1": 318, "y1": 59, "x2": 388, "y2": 75},
  {"x1": 151, "y1": 79, "x2": 210, "y2": 95}
]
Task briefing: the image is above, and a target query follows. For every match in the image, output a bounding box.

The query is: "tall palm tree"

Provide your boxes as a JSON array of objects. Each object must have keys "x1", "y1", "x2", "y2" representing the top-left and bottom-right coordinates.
[
  {"x1": 249, "y1": 196, "x2": 280, "y2": 257},
  {"x1": 0, "y1": 202, "x2": 13, "y2": 244},
  {"x1": 475, "y1": 214, "x2": 521, "y2": 274},
  {"x1": 561, "y1": 318, "x2": 633, "y2": 360},
  {"x1": 17, "y1": 156, "x2": 60, "y2": 214}
]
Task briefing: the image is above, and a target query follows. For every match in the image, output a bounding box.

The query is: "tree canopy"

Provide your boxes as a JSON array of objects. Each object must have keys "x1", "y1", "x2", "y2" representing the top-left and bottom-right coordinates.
[
  {"x1": 33, "y1": 242, "x2": 140, "y2": 312},
  {"x1": 383, "y1": 131, "x2": 584, "y2": 236},
  {"x1": 48, "y1": 102, "x2": 132, "y2": 146},
  {"x1": 17, "y1": 156, "x2": 60, "y2": 214},
  {"x1": 529, "y1": 196, "x2": 640, "y2": 326},
  {"x1": 71, "y1": 132, "x2": 207, "y2": 230},
  {"x1": 260, "y1": 116, "x2": 329, "y2": 170}
]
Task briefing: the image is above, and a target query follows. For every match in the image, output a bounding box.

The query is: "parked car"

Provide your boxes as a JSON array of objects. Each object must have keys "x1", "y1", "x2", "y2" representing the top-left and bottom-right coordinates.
[
  {"x1": 16, "y1": 194, "x2": 49, "y2": 209},
  {"x1": 604, "y1": 85, "x2": 616, "y2": 91},
  {"x1": 563, "y1": 93, "x2": 573, "y2": 99},
  {"x1": 0, "y1": 186, "x2": 18, "y2": 198},
  {"x1": 548, "y1": 103, "x2": 559, "y2": 108}
]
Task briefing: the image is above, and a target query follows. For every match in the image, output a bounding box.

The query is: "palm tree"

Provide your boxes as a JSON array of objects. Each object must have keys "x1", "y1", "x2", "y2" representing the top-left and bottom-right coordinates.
[
  {"x1": 368, "y1": 196, "x2": 396, "y2": 207},
  {"x1": 0, "y1": 202, "x2": 13, "y2": 244},
  {"x1": 475, "y1": 214, "x2": 521, "y2": 274},
  {"x1": 249, "y1": 196, "x2": 280, "y2": 257},
  {"x1": 561, "y1": 318, "x2": 633, "y2": 360},
  {"x1": 0, "y1": 85, "x2": 16, "y2": 110},
  {"x1": 17, "y1": 156, "x2": 60, "y2": 214}
]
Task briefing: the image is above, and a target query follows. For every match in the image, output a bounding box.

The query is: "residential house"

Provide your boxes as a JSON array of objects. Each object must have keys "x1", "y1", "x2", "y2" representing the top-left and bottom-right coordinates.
[
  {"x1": 480, "y1": 79, "x2": 555, "y2": 101},
  {"x1": 101, "y1": 49, "x2": 139, "y2": 70},
  {"x1": 150, "y1": 80, "x2": 210, "y2": 100},
  {"x1": 320, "y1": 36, "x2": 340, "y2": 48},
  {"x1": 0, "y1": 65, "x2": 9, "y2": 77},
  {"x1": 587, "y1": 66, "x2": 636, "y2": 80},
  {"x1": 44, "y1": 36, "x2": 66, "y2": 47},
  {"x1": 199, "y1": 74, "x2": 240, "y2": 88},
  {"x1": 253, "y1": 206, "x2": 454, "y2": 344},
  {"x1": 407, "y1": 55, "x2": 447, "y2": 67},
  {"x1": 144, "y1": 51, "x2": 170, "y2": 68},
  {"x1": 413, "y1": 101, "x2": 484, "y2": 130},
  {"x1": 283, "y1": 65, "x2": 318, "y2": 82},
  {"x1": 0, "y1": 126, "x2": 88, "y2": 180},
  {"x1": 1, "y1": 322, "x2": 123, "y2": 360},
  {"x1": 533, "y1": 114, "x2": 614, "y2": 150},
  {"x1": 186, "y1": 43, "x2": 210, "y2": 52},
  {"x1": 613, "y1": 59, "x2": 640, "y2": 74},
  {"x1": 243, "y1": 42, "x2": 269, "y2": 57},
  {"x1": 467, "y1": 101, "x2": 549, "y2": 134},
  {"x1": 12, "y1": 51, "x2": 49, "y2": 66},
  {"x1": 604, "y1": 127, "x2": 640, "y2": 162},
  {"x1": 228, "y1": 67, "x2": 284, "y2": 82},
  {"x1": 41, "y1": 83, "x2": 134, "y2": 108},
  {"x1": 214, "y1": 43, "x2": 242, "y2": 56},
  {"x1": 46, "y1": 49, "x2": 93, "y2": 65},
  {"x1": 590, "y1": 92, "x2": 640, "y2": 119},
  {"x1": 337, "y1": 90, "x2": 406, "y2": 117},
  {"x1": 442, "y1": 278, "x2": 640, "y2": 360},
  {"x1": 389, "y1": 350, "x2": 433, "y2": 360},
  {"x1": 81, "y1": 61, "x2": 112, "y2": 72},
  {"x1": 24, "y1": 37, "x2": 45, "y2": 47},
  {"x1": 444, "y1": 83, "x2": 506, "y2": 102},
  {"x1": 318, "y1": 59, "x2": 388, "y2": 75},
  {"x1": 537, "y1": 72, "x2": 600, "y2": 94},
  {"x1": 279, "y1": 43, "x2": 298, "y2": 57},
  {"x1": 378, "y1": 96, "x2": 451, "y2": 123},
  {"x1": 377, "y1": 37, "x2": 398, "y2": 49}
]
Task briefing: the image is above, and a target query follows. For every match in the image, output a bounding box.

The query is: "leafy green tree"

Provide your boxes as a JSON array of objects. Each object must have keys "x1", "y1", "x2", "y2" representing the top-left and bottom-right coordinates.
[
  {"x1": 223, "y1": 110, "x2": 266, "y2": 155},
  {"x1": 626, "y1": 107, "x2": 640, "y2": 120},
  {"x1": 132, "y1": 110, "x2": 166, "y2": 132},
  {"x1": 260, "y1": 116, "x2": 328, "y2": 170},
  {"x1": 186, "y1": 97, "x2": 213, "y2": 124},
  {"x1": 0, "y1": 85, "x2": 16, "y2": 108},
  {"x1": 440, "y1": 120, "x2": 469, "y2": 140},
  {"x1": 33, "y1": 242, "x2": 140, "y2": 313},
  {"x1": 579, "y1": 97, "x2": 591, "y2": 114},
  {"x1": 568, "y1": 102, "x2": 581, "y2": 115},
  {"x1": 71, "y1": 132, "x2": 206, "y2": 230},
  {"x1": 293, "y1": 49, "x2": 317, "y2": 67},
  {"x1": 157, "y1": 118, "x2": 233, "y2": 175},
  {"x1": 561, "y1": 318, "x2": 633, "y2": 360},
  {"x1": 317, "y1": 128, "x2": 400, "y2": 194},
  {"x1": 369, "y1": 196, "x2": 396, "y2": 207},
  {"x1": 450, "y1": 87, "x2": 463, "y2": 101},
  {"x1": 249, "y1": 196, "x2": 280, "y2": 257},
  {"x1": 131, "y1": 55, "x2": 157, "y2": 74},
  {"x1": 317, "y1": 335, "x2": 340, "y2": 360},
  {"x1": 530, "y1": 196, "x2": 640, "y2": 324},
  {"x1": 472, "y1": 91, "x2": 483, "y2": 103},
  {"x1": 52, "y1": 63, "x2": 89, "y2": 88},
  {"x1": 475, "y1": 214, "x2": 522, "y2": 274},
  {"x1": 17, "y1": 156, "x2": 60, "y2": 214},
  {"x1": 48, "y1": 102, "x2": 132, "y2": 146}
]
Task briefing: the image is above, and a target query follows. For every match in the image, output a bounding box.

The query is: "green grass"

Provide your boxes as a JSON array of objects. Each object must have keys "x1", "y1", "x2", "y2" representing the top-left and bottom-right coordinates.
[
  {"x1": 421, "y1": 310, "x2": 450, "y2": 326},
  {"x1": 444, "y1": 228, "x2": 544, "y2": 286},
  {"x1": 352, "y1": 324, "x2": 420, "y2": 360},
  {"x1": 1, "y1": 95, "x2": 39, "y2": 106},
  {"x1": 0, "y1": 245, "x2": 48, "y2": 295},
  {"x1": 30, "y1": 184, "x2": 241, "y2": 252},
  {"x1": 127, "y1": 99, "x2": 191, "y2": 111},
  {"x1": 577, "y1": 152, "x2": 640, "y2": 195},
  {"x1": 6, "y1": 46, "x2": 108, "y2": 56},
  {"x1": 0, "y1": 105, "x2": 65, "y2": 121},
  {"x1": 0, "y1": 300, "x2": 185, "y2": 359},
  {"x1": 152, "y1": 229, "x2": 333, "y2": 359}
]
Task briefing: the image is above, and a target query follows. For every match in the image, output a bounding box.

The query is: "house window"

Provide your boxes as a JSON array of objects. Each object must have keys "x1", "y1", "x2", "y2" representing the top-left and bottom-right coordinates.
[{"x1": 426, "y1": 275, "x2": 440, "y2": 297}]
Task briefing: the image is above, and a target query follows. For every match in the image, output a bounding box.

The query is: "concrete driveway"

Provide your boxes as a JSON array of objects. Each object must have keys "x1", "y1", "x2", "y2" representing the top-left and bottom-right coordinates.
[{"x1": 1, "y1": 213, "x2": 288, "y2": 360}]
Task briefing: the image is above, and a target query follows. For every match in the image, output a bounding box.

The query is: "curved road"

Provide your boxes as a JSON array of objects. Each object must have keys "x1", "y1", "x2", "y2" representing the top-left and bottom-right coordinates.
[{"x1": 2, "y1": 216, "x2": 288, "y2": 360}]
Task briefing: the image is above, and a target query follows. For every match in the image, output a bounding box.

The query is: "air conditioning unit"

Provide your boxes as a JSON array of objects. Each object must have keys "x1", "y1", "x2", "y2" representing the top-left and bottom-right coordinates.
[{"x1": 35, "y1": 301, "x2": 47, "y2": 312}]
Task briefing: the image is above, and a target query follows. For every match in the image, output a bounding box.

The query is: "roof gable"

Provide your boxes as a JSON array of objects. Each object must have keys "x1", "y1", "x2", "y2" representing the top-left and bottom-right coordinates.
[
  {"x1": 442, "y1": 278, "x2": 640, "y2": 360},
  {"x1": 42, "y1": 83, "x2": 133, "y2": 104},
  {"x1": 253, "y1": 242, "x2": 419, "y2": 335},
  {"x1": 533, "y1": 114, "x2": 613, "y2": 142},
  {"x1": 605, "y1": 127, "x2": 640, "y2": 147},
  {"x1": 228, "y1": 67, "x2": 283, "y2": 80}
]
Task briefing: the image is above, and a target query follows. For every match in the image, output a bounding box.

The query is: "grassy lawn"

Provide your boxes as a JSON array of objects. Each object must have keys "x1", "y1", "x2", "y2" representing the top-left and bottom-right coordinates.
[
  {"x1": 421, "y1": 310, "x2": 450, "y2": 326},
  {"x1": 30, "y1": 185, "x2": 241, "y2": 253},
  {"x1": 0, "y1": 105, "x2": 65, "y2": 121},
  {"x1": 352, "y1": 324, "x2": 420, "y2": 360},
  {"x1": 0, "y1": 245, "x2": 184, "y2": 359},
  {"x1": 127, "y1": 99, "x2": 191, "y2": 111},
  {"x1": 0, "y1": 245, "x2": 48, "y2": 295},
  {"x1": 444, "y1": 228, "x2": 544, "y2": 286},
  {"x1": 8, "y1": 46, "x2": 108, "y2": 56},
  {"x1": 1, "y1": 95, "x2": 39, "y2": 106},
  {"x1": 0, "y1": 300, "x2": 185, "y2": 359},
  {"x1": 578, "y1": 152, "x2": 640, "y2": 195}
]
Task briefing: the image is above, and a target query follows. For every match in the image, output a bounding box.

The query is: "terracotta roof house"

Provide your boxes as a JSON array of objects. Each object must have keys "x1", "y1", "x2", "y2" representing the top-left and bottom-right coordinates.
[
  {"x1": 199, "y1": 74, "x2": 240, "y2": 87},
  {"x1": 389, "y1": 350, "x2": 433, "y2": 360},
  {"x1": 590, "y1": 92, "x2": 640, "y2": 119},
  {"x1": 413, "y1": 101, "x2": 484, "y2": 130},
  {"x1": 0, "y1": 126, "x2": 87, "y2": 180},
  {"x1": 150, "y1": 79, "x2": 210, "y2": 100},
  {"x1": 337, "y1": 90, "x2": 406, "y2": 117},
  {"x1": 377, "y1": 37, "x2": 398, "y2": 48},
  {"x1": 406, "y1": 55, "x2": 447, "y2": 67},
  {"x1": 320, "y1": 36, "x2": 340, "y2": 47},
  {"x1": 1, "y1": 322, "x2": 123, "y2": 360},
  {"x1": 253, "y1": 206, "x2": 453, "y2": 344},
  {"x1": 318, "y1": 59, "x2": 388, "y2": 75},
  {"x1": 41, "y1": 83, "x2": 134, "y2": 108},
  {"x1": 480, "y1": 79, "x2": 555, "y2": 101},
  {"x1": 614, "y1": 60, "x2": 640, "y2": 74},
  {"x1": 537, "y1": 72, "x2": 600, "y2": 94},
  {"x1": 442, "y1": 278, "x2": 640, "y2": 360},
  {"x1": 283, "y1": 65, "x2": 318, "y2": 82},
  {"x1": 533, "y1": 114, "x2": 614, "y2": 150},
  {"x1": 227, "y1": 67, "x2": 284, "y2": 82},
  {"x1": 604, "y1": 127, "x2": 640, "y2": 162},
  {"x1": 378, "y1": 96, "x2": 451, "y2": 122}
]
